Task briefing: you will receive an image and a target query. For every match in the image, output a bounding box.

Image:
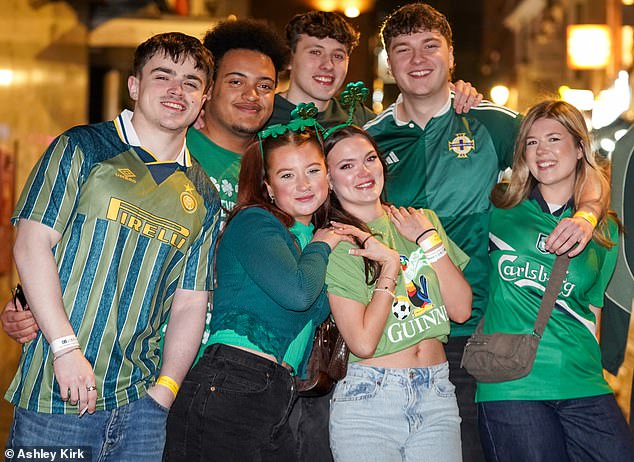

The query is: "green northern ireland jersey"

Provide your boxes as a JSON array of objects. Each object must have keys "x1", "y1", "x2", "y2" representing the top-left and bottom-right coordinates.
[
  {"x1": 476, "y1": 190, "x2": 617, "y2": 402},
  {"x1": 187, "y1": 128, "x2": 241, "y2": 219},
  {"x1": 268, "y1": 93, "x2": 375, "y2": 128},
  {"x1": 365, "y1": 95, "x2": 521, "y2": 336},
  {"x1": 6, "y1": 111, "x2": 221, "y2": 413},
  {"x1": 326, "y1": 211, "x2": 469, "y2": 361}
]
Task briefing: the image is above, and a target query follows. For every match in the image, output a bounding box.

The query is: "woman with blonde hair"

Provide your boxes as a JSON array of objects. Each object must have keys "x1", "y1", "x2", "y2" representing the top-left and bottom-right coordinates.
[{"x1": 476, "y1": 100, "x2": 633, "y2": 462}]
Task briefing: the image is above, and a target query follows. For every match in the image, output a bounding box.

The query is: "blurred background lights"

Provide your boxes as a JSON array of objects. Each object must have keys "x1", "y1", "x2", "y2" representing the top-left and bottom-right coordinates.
[
  {"x1": 490, "y1": 85, "x2": 510, "y2": 106},
  {"x1": 0, "y1": 69, "x2": 13, "y2": 86}
]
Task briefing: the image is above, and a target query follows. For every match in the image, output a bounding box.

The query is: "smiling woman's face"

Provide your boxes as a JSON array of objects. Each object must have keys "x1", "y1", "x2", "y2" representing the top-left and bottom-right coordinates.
[
  {"x1": 265, "y1": 141, "x2": 329, "y2": 225},
  {"x1": 326, "y1": 134, "x2": 385, "y2": 213}
]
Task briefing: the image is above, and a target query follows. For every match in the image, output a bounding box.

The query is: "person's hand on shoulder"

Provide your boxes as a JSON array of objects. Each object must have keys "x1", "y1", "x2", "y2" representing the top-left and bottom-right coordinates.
[
  {"x1": 387, "y1": 205, "x2": 435, "y2": 245},
  {"x1": 545, "y1": 215, "x2": 594, "y2": 257},
  {"x1": 451, "y1": 80, "x2": 483, "y2": 114}
]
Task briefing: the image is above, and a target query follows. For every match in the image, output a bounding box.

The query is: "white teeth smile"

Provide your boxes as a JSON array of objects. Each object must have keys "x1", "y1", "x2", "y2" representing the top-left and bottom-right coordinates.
[
  {"x1": 356, "y1": 181, "x2": 374, "y2": 189},
  {"x1": 410, "y1": 70, "x2": 431, "y2": 77},
  {"x1": 537, "y1": 161, "x2": 556, "y2": 168},
  {"x1": 314, "y1": 76, "x2": 334, "y2": 84},
  {"x1": 162, "y1": 101, "x2": 185, "y2": 111}
]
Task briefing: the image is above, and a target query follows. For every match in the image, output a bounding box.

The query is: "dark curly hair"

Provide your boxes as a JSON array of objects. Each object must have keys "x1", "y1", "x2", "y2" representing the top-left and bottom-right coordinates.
[
  {"x1": 203, "y1": 19, "x2": 289, "y2": 81},
  {"x1": 286, "y1": 11, "x2": 360, "y2": 54},
  {"x1": 381, "y1": 3, "x2": 453, "y2": 51}
]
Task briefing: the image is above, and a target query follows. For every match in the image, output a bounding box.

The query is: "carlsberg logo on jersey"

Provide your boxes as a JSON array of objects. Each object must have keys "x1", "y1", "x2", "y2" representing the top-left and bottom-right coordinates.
[{"x1": 498, "y1": 254, "x2": 575, "y2": 297}]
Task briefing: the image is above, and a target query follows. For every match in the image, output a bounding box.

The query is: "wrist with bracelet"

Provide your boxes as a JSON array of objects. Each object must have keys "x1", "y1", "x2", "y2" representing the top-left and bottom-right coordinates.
[
  {"x1": 415, "y1": 227, "x2": 437, "y2": 246},
  {"x1": 573, "y1": 210, "x2": 598, "y2": 228},
  {"x1": 157, "y1": 375, "x2": 179, "y2": 398}
]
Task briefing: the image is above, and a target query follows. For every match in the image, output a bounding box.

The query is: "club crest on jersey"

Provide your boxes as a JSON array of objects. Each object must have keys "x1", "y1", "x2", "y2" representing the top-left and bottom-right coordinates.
[
  {"x1": 116, "y1": 168, "x2": 137, "y2": 183},
  {"x1": 536, "y1": 233, "x2": 549, "y2": 254},
  {"x1": 180, "y1": 183, "x2": 198, "y2": 213},
  {"x1": 448, "y1": 133, "x2": 475, "y2": 158}
]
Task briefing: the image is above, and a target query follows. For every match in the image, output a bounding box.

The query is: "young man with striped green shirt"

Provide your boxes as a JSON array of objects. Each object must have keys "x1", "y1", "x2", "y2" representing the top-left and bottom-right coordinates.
[{"x1": 5, "y1": 33, "x2": 220, "y2": 460}]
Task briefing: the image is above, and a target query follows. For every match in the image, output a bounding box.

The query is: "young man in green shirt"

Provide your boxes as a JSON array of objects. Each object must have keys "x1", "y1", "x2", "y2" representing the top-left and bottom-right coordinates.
[
  {"x1": 365, "y1": 3, "x2": 603, "y2": 461},
  {"x1": 190, "y1": 19, "x2": 289, "y2": 217}
]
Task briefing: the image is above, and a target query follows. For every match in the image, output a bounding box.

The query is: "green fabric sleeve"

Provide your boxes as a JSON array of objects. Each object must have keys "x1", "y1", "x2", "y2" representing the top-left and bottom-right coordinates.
[{"x1": 224, "y1": 208, "x2": 331, "y2": 311}]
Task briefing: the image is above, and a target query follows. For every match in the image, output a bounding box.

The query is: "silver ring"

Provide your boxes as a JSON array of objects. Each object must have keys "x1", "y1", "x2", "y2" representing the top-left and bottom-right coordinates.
[{"x1": 86, "y1": 385, "x2": 97, "y2": 392}]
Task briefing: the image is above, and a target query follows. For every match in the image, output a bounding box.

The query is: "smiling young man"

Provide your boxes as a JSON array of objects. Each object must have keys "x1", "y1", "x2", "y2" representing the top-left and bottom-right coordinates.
[
  {"x1": 190, "y1": 19, "x2": 289, "y2": 215},
  {"x1": 4, "y1": 33, "x2": 220, "y2": 460},
  {"x1": 365, "y1": 4, "x2": 603, "y2": 461},
  {"x1": 268, "y1": 10, "x2": 375, "y2": 128}
]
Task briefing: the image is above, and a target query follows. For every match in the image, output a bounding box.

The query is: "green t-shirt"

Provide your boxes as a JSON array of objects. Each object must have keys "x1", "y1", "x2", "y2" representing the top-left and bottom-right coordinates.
[
  {"x1": 187, "y1": 127, "x2": 241, "y2": 219},
  {"x1": 476, "y1": 191, "x2": 618, "y2": 402},
  {"x1": 326, "y1": 211, "x2": 469, "y2": 361},
  {"x1": 365, "y1": 95, "x2": 521, "y2": 336}
]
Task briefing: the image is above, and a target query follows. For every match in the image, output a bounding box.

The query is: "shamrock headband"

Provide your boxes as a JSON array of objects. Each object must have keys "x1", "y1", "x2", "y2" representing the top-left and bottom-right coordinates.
[{"x1": 257, "y1": 81, "x2": 370, "y2": 153}]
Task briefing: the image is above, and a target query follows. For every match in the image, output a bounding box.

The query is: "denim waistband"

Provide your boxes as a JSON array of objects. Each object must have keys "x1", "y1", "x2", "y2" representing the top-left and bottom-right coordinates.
[
  {"x1": 345, "y1": 361, "x2": 450, "y2": 387},
  {"x1": 202, "y1": 343, "x2": 294, "y2": 377}
]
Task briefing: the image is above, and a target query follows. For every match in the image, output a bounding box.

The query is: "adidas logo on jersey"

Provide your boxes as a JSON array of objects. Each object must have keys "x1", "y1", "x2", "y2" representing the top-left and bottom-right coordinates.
[
  {"x1": 385, "y1": 151, "x2": 400, "y2": 164},
  {"x1": 116, "y1": 168, "x2": 137, "y2": 183}
]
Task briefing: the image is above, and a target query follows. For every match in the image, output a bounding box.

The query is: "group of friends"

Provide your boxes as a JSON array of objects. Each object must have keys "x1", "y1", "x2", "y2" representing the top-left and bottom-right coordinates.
[{"x1": 2, "y1": 3, "x2": 634, "y2": 462}]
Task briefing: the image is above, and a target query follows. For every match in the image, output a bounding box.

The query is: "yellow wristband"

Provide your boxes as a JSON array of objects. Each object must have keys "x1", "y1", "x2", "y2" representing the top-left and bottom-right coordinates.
[
  {"x1": 573, "y1": 211, "x2": 598, "y2": 228},
  {"x1": 157, "y1": 375, "x2": 179, "y2": 398},
  {"x1": 419, "y1": 232, "x2": 442, "y2": 252}
]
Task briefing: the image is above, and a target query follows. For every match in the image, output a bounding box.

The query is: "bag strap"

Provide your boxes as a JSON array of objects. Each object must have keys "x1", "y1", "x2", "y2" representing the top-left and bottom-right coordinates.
[{"x1": 532, "y1": 254, "x2": 571, "y2": 338}]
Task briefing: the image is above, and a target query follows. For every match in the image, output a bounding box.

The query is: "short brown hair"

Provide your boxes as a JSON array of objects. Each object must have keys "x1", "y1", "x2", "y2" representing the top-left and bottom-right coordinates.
[
  {"x1": 133, "y1": 32, "x2": 213, "y2": 91},
  {"x1": 286, "y1": 11, "x2": 360, "y2": 54},
  {"x1": 381, "y1": 3, "x2": 452, "y2": 51}
]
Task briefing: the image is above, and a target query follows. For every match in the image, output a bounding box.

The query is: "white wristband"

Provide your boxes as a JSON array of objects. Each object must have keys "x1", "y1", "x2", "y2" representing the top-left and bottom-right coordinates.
[
  {"x1": 425, "y1": 245, "x2": 447, "y2": 263},
  {"x1": 50, "y1": 335, "x2": 79, "y2": 355}
]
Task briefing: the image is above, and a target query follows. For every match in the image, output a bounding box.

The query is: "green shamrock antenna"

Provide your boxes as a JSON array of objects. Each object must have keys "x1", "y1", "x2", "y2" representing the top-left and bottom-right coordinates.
[
  {"x1": 324, "y1": 81, "x2": 370, "y2": 138},
  {"x1": 259, "y1": 102, "x2": 323, "y2": 140},
  {"x1": 258, "y1": 102, "x2": 326, "y2": 159}
]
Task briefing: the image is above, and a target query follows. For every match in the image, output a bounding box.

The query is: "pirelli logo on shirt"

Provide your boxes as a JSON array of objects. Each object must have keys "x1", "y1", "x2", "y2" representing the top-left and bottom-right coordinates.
[{"x1": 106, "y1": 198, "x2": 190, "y2": 249}]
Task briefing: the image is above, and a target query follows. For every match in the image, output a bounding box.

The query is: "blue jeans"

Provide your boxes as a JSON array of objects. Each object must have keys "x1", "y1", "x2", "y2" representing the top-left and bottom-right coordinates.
[
  {"x1": 6, "y1": 394, "x2": 168, "y2": 462},
  {"x1": 164, "y1": 344, "x2": 298, "y2": 462},
  {"x1": 478, "y1": 394, "x2": 634, "y2": 462},
  {"x1": 329, "y1": 362, "x2": 462, "y2": 462}
]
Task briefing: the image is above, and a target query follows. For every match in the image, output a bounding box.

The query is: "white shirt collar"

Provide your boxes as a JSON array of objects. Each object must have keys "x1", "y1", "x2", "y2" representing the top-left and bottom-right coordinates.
[
  {"x1": 393, "y1": 93, "x2": 452, "y2": 127},
  {"x1": 114, "y1": 109, "x2": 190, "y2": 166}
]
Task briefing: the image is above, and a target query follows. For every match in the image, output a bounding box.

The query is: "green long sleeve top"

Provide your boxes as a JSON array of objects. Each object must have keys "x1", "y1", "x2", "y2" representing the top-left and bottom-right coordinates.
[{"x1": 207, "y1": 207, "x2": 331, "y2": 375}]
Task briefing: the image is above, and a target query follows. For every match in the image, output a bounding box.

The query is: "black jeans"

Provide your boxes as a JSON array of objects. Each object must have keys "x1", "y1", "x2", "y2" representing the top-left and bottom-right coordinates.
[
  {"x1": 289, "y1": 391, "x2": 334, "y2": 462},
  {"x1": 446, "y1": 335, "x2": 486, "y2": 462},
  {"x1": 164, "y1": 344, "x2": 298, "y2": 462}
]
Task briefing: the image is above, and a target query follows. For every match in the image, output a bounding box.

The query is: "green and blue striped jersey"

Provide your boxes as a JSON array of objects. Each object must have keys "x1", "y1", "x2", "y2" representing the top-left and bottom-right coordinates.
[{"x1": 6, "y1": 110, "x2": 221, "y2": 413}]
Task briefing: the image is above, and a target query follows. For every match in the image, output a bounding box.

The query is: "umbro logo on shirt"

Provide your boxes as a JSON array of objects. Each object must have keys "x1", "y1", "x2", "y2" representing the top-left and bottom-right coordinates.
[
  {"x1": 116, "y1": 168, "x2": 137, "y2": 183},
  {"x1": 385, "y1": 151, "x2": 399, "y2": 164}
]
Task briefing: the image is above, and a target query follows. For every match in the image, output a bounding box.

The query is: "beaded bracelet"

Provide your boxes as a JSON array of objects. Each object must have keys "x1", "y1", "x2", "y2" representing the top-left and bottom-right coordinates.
[
  {"x1": 52, "y1": 346, "x2": 80, "y2": 363},
  {"x1": 374, "y1": 287, "x2": 396, "y2": 299}
]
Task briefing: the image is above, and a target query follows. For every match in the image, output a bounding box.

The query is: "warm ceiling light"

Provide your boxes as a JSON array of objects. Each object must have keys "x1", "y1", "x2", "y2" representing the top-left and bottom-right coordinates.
[
  {"x1": 0, "y1": 69, "x2": 13, "y2": 86},
  {"x1": 344, "y1": 6, "x2": 360, "y2": 17},
  {"x1": 567, "y1": 25, "x2": 611, "y2": 69}
]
